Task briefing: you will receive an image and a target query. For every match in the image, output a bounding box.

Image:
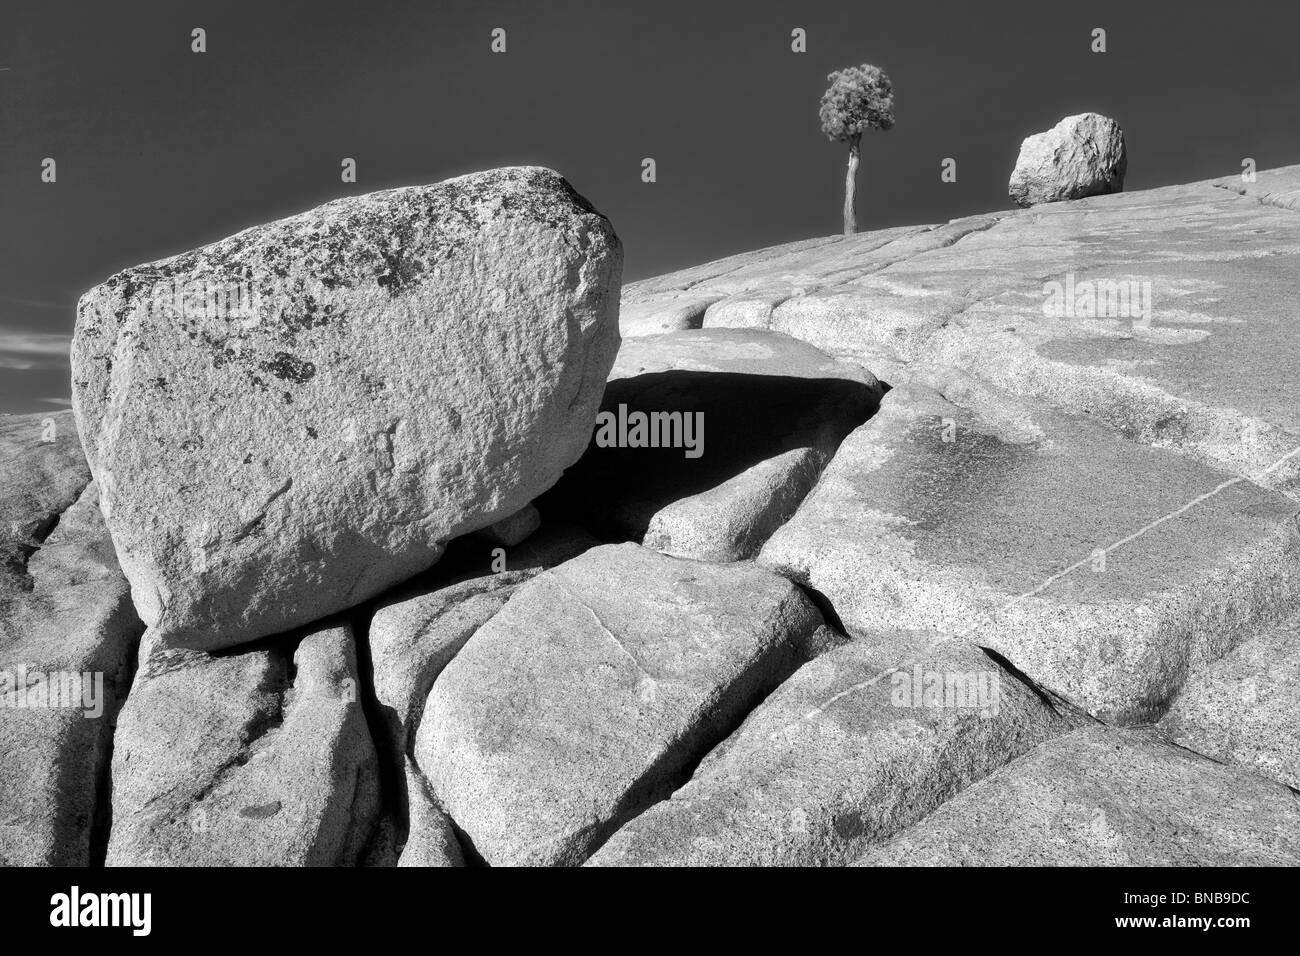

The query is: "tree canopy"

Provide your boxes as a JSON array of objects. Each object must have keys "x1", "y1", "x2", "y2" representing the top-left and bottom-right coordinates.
[{"x1": 819, "y1": 64, "x2": 895, "y2": 142}]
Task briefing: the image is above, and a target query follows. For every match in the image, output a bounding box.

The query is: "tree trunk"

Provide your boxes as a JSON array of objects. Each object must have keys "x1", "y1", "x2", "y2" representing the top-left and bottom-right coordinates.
[{"x1": 843, "y1": 134, "x2": 861, "y2": 236}]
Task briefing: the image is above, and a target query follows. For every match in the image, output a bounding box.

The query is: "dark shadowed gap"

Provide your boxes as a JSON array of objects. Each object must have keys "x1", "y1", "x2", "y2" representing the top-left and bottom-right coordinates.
[
  {"x1": 540, "y1": 370, "x2": 879, "y2": 542},
  {"x1": 347, "y1": 600, "x2": 409, "y2": 867},
  {"x1": 978, "y1": 644, "x2": 1093, "y2": 724},
  {"x1": 87, "y1": 608, "x2": 146, "y2": 868}
]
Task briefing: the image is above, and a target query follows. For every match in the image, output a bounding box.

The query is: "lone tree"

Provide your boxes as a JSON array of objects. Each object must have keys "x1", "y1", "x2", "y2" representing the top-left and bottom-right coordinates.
[{"x1": 819, "y1": 64, "x2": 895, "y2": 235}]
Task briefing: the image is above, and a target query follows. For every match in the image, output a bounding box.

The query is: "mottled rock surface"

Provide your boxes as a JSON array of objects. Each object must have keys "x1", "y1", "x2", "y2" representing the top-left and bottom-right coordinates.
[
  {"x1": 416, "y1": 543, "x2": 834, "y2": 866},
  {"x1": 759, "y1": 382, "x2": 1300, "y2": 723},
  {"x1": 396, "y1": 759, "x2": 464, "y2": 868},
  {"x1": 368, "y1": 518, "x2": 598, "y2": 762},
  {"x1": 106, "y1": 622, "x2": 378, "y2": 866},
  {"x1": 624, "y1": 165, "x2": 1300, "y2": 499},
  {"x1": 1008, "y1": 112, "x2": 1127, "y2": 206},
  {"x1": 1, "y1": 412, "x2": 142, "y2": 866},
  {"x1": 73, "y1": 166, "x2": 623, "y2": 651},
  {"x1": 1, "y1": 478, "x2": 142, "y2": 865},
  {"x1": 857, "y1": 727, "x2": 1300, "y2": 866},
  {"x1": 1162, "y1": 612, "x2": 1300, "y2": 790},
  {"x1": 0, "y1": 411, "x2": 88, "y2": 587},
  {"x1": 589, "y1": 636, "x2": 1068, "y2": 866}
]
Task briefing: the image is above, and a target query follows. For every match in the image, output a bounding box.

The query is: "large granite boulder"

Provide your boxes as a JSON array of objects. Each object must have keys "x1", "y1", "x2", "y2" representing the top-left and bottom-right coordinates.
[
  {"x1": 72, "y1": 167, "x2": 622, "y2": 651},
  {"x1": 7, "y1": 159, "x2": 1300, "y2": 873}
]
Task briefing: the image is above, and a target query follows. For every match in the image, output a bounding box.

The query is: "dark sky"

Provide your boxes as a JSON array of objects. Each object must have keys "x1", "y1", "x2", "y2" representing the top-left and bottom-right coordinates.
[{"x1": 3, "y1": 0, "x2": 1299, "y2": 413}]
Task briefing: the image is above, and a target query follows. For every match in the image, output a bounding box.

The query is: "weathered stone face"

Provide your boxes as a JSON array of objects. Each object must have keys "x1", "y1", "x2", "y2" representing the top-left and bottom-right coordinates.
[
  {"x1": 105, "y1": 621, "x2": 379, "y2": 867},
  {"x1": 588, "y1": 635, "x2": 1068, "y2": 867},
  {"x1": 759, "y1": 382, "x2": 1300, "y2": 724},
  {"x1": 0, "y1": 483, "x2": 142, "y2": 867},
  {"x1": 1161, "y1": 612, "x2": 1300, "y2": 791},
  {"x1": 1008, "y1": 112, "x2": 1127, "y2": 206},
  {"x1": 855, "y1": 726, "x2": 1300, "y2": 866},
  {"x1": 0, "y1": 413, "x2": 143, "y2": 867},
  {"x1": 368, "y1": 516, "x2": 598, "y2": 764},
  {"x1": 72, "y1": 167, "x2": 622, "y2": 651},
  {"x1": 415, "y1": 543, "x2": 833, "y2": 866}
]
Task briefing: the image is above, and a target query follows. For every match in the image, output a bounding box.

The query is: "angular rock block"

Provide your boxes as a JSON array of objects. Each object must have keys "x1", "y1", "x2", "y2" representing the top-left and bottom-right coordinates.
[
  {"x1": 1162, "y1": 612, "x2": 1300, "y2": 790},
  {"x1": 760, "y1": 383, "x2": 1300, "y2": 723},
  {"x1": 416, "y1": 543, "x2": 835, "y2": 866},
  {"x1": 396, "y1": 759, "x2": 464, "y2": 868},
  {"x1": 368, "y1": 517, "x2": 598, "y2": 762},
  {"x1": 0, "y1": 410, "x2": 88, "y2": 584},
  {"x1": 106, "y1": 622, "x2": 379, "y2": 866},
  {"x1": 857, "y1": 726, "x2": 1300, "y2": 866},
  {"x1": 1, "y1": 478, "x2": 142, "y2": 866},
  {"x1": 1008, "y1": 112, "x2": 1127, "y2": 206},
  {"x1": 589, "y1": 635, "x2": 1067, "y2": 866},
  {"x1": 543, "y1": 329, "x2": 880, "y2": 561},
  {"x1": 368, "y1": 517, "x2": 598, "y2": 862},
  {"x1": 372, "y1": 574, "x2": 526, "y2": 768},
  {"x1": 72, "y1": 166, "x2": 623, "y2": 650}
]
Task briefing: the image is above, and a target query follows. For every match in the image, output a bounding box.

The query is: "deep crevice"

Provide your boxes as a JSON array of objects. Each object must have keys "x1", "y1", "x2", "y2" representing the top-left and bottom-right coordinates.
[
  {"x1": 445, "y1": 817, "x2": 489, "y2": 868},
  {"x1": 0, "y1": 475, "x2": 91, "y2": 603},
  {"x1": 977, "y1": 645, "x2": 1094, "y2": 725},
  {"x1": 792, "y1": 580, "x2": 850, "y2": 639},
  {"x1": 575, "y1": 637, "x2": 815, "y2": 866},
  {"x1": 348, "y1": 599, "x2": 405, "y2": 866},
  {"x1": 86, "y1": 610, "x2": 146, "y2": 868},
  {"x1": 574, "y1": 582, "x2": 853, "y2": 866}
]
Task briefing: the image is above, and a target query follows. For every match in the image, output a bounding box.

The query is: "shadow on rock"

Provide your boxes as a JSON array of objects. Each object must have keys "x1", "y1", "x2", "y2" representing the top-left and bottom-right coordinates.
[{"x1": 540, "y1": 370, "x2": 880, "y2": 547}]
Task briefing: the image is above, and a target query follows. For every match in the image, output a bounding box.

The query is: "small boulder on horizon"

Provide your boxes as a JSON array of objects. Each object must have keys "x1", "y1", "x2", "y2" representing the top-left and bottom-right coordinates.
[{"x1": 1008, "y1": 112, "x2": 1127, "y2": 207}]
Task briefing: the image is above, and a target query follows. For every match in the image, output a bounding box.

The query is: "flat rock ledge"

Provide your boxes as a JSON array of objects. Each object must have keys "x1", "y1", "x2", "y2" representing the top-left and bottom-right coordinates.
[{"x1": 856, "y1": 726, "x2": 1300, "y2": 866}]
